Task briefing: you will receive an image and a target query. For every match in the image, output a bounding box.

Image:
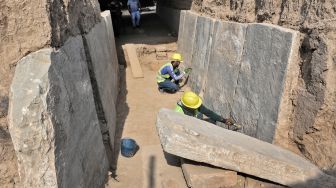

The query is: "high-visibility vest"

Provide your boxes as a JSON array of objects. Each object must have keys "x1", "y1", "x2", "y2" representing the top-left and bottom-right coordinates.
[
  {"x1": 156, "y1": 63, "x2": 179, "y2": 83},
  {"x1": 174, "y1": 101, "x2": 200, "y2": 118}
]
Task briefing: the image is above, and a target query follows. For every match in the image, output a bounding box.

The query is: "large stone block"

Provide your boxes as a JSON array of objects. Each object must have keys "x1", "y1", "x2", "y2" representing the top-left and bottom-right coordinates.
[
  {"x1": 181, "y1": 159, "x2": 238, "y2": 188},
  {"x1": 230, "y1": 24, "x2": 297, "y2": 142},
  {"x1": 202, "y1": 20, "x2": 246, "y2": 116},
  {"x1": 156, "y1": 109, "x2": 336, "y2": 187},
  {"x1": 178, "y1": 11, "x2": 198, "y2": 67},
  {"x1": 101, "y1": 11, "x2": 119, "y2": 104},
  {"x1": 1, "y1": 0, "x2": 101, "y2": 94},
  {"x1": 188, "y1": 16, "x2": 215, "y2": 94},
  {"x1": 84, "y1": 12, "x2": 119, "y2": 163},
  {"x1": 184, "y1": 12, "x2": 300, "y2": 143},
  {"x1": 177, "y1": 10, "x2": 186, "y2": 50},
  {"x1": 9, "y1": 36, "x2": 109, "y2": 187}
]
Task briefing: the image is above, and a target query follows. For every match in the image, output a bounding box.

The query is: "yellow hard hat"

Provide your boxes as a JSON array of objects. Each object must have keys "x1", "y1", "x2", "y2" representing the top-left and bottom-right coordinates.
[
  {"x1": 181, "y1": 91, "x2": 202, "y2": 109},
  {"x1": 171, "y1": 53, "x2": 183, "y2": 62}
]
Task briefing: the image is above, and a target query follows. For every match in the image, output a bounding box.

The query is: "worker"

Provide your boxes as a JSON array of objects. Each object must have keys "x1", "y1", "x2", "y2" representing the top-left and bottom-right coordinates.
[
  {"x1": 175, "y1": 91, "x2": 241, "y2": 130},
  {"x1": 127, "y1": 0, "x2": 141, "y2": 28},
  {"x1": 156, "y1": 53, "x2": 185, "y2": 93}
]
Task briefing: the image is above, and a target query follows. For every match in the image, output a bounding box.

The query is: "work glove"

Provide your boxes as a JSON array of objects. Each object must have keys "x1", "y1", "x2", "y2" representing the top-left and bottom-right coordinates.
[
  {"x1": 231, "y1": 123, "x2": 242, "y2": 131},
  {"x1": 184, "y1": 67, "x2": 192, "y2": 74},
  {"x1": 221, "y1": 118, "x2": 234, "y2": 126}
]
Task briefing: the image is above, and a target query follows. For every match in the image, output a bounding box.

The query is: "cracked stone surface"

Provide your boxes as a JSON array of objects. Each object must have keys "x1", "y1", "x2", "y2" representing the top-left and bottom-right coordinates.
[
  {"x1": 156, "y1": 108, "x2": 336, "y2": 187},
  {"x1": 181, "y1": 11, "x2": 300, "y2": 143},
  {"x1": 9, "y1": 37, "x2": 109, "y2": 187}
]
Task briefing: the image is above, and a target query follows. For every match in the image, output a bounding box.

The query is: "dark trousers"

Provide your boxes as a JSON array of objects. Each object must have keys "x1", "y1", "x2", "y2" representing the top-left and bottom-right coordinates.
[{"x1": 158, "y1": 80, "x2": 180, "y2": 93}]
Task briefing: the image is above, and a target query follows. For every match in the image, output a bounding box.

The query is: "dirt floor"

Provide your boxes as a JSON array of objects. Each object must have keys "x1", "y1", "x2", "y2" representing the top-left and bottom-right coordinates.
[{"x1": 106, "y1": 11, "x2": 189, "y2": 188}]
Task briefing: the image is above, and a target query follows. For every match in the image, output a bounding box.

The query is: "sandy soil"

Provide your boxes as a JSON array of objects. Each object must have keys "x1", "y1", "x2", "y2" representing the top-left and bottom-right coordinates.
[{"x1": 106, "y1": 12, "x2": 189, "y2": 188}]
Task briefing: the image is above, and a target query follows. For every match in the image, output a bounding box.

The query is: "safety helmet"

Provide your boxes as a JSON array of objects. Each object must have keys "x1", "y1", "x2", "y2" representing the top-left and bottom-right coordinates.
[
  {"x1": 181, "y1": 91, "x2": 202, "y2": 109},
  {"x1": 171, "y1": 53, "x2": 183, "y2": 62}
]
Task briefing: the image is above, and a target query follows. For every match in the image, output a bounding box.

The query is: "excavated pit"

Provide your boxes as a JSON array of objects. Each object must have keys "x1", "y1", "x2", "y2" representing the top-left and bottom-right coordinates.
[{"x1": 1, "y1": 0, "x2": 335, "y2": 187}]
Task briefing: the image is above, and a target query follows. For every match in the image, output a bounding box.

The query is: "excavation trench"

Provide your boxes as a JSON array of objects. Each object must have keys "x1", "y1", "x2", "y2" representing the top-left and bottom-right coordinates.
[{"x1": 3, "y1": 0, "x2": 336, "y2": 187}]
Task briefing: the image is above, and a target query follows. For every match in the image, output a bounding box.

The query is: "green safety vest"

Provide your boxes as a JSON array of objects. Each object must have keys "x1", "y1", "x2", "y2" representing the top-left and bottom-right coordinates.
[
  {"x1": 174, "y1": 101, "x2": 200, "y2": 118},
  {"x1": 156, "y1": 63, "x2": 179, "y2": 83}
]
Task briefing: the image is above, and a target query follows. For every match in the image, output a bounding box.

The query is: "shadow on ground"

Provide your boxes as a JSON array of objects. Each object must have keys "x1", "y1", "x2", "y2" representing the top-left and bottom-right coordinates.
[{"x1": 111, "y1": 10, "x2": 178, "y2": 178}]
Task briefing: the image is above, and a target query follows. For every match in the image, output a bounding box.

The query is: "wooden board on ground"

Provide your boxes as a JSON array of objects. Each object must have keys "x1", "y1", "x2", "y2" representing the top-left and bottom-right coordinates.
[{"x1": 123, "y1": 44, "x2": 144, "y2": 78}]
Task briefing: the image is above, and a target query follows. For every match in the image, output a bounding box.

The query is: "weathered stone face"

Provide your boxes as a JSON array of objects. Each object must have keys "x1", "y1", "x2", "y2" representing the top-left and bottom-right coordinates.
[
  {"x1": 0, "y1": 0, "x2": 101, "y2": 95},
  {"x1": 178, "y1": 11, "x2": 198, "y2": 67},
  {"x1": 189, "y1": 0, "x2": 336, "y2": 176},
  {"x1": 177, "y1": 10, "x2": 186, "y2": 52},
  {"x1": 84, "y1": 11, "x2": 119, "y2": 169},
  {"x1": 156, "y1": 108, "x2": 336, "y2": 187},
  {"x1": 202, "y1": 20, "x2": 247, "y2": 130},
  {"x1": 188, "y1": 16, "x2": 215, "y2": 94},
  {"x1": 229, "y1": 24, "x2": 297, "y2": 142},
  {"x1": 9, "y1": 36, "x2": 109, "y2": 187},
  {"x1": 180, "y1": 11, "x2": 300, "y2": 143},
  {"x1": 1, "y1": 1, "x2": 103, "y2": 184}
]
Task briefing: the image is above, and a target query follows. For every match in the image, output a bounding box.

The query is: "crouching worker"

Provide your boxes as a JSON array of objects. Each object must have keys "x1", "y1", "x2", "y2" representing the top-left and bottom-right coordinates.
[
  {"x1": 156, "y1": 53, "x2": 185, "y2": 93},
  {"x1": 175, "y1": 91, "x2": 241, "y2": 131}
]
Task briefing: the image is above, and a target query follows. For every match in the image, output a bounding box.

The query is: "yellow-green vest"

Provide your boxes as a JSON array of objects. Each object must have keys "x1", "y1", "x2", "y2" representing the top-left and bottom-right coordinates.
[
  {"x1": 156, "y1": 63, "x2": 179, "y2": 83},
  {"x1": 174, "y1": 101, "x2": 199, "y2": 117}
]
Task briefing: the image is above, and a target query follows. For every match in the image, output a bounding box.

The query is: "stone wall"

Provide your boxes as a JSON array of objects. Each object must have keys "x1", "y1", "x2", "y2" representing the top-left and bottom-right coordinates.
[
  {"x1": 179, "y1": 10, "x2": 300, "y2": 142},
  {"x1": 84, "y1": 11, "x2": 119, "y2": 169},
  {"x1": 6, "y1": 6, "x2": 119, "y2": 188},
  {"x1": 189, "y1": 0, "x2": 336, "y2": 176},
  {"x1": 0, "y1": 0, "x2": 103, "y2": 185}
]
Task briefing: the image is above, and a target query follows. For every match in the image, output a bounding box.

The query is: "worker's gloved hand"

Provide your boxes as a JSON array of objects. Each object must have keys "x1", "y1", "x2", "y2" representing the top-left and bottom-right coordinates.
[
  {"x1": 180, "y1": 71, "x2": 186, "y2": 77},
  {"x1": 232, "y1": 123, "x2": 242, "y2": 131},
  {"x1": 184, "y1": 67, "x2": 192, "y2": 74},
  {"x1": 220, "y1": 118, "x2": 234, "y2": 126}
]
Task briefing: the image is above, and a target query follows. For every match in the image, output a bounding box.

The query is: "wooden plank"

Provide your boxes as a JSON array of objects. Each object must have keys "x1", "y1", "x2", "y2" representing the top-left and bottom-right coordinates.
[{"x1": 124, "y1": 44, "x2": 144, "y2": 78}]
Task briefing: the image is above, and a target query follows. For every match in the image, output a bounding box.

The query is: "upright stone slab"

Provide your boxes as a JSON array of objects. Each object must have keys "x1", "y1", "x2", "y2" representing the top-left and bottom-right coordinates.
[
  {"x1": 197, "y1": 18, "x2": 299, "y2": 143},
  {"x1": 202, "y1": 21, "x2": 247, "y2": 117},
  {"x1": 177, "y1": 10, "x2": 186, "y2": 51},
  {"x1": 101, "y1": 11, "x2": 119, "y2": 103},
  {"x1": 9, "y1": 37, "x2": 109, "y2": 187},
  {"x1": 179, "y1": 11, "x2": 197, "y2": 67},
  {"x1": 84, "y1": 12, "x2": 119, "y2": 166},
  {"x1": 156, "y1": 109, "x2": 336, "y2": 187},
  {"x1": 231, "y1": 24, "x2": 297, "y2": 142},
  {"x1": 188, "y1": 16, "x2": 214, "y2": 94}
]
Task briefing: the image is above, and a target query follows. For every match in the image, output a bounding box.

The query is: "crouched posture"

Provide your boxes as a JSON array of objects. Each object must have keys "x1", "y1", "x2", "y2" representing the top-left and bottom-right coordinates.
[
  {"x1": 175, "y1": 91, "x2": 240, "y2": 130},
  {"x1": 156, "y1": 53, "x2": 185, "y2": 93}
]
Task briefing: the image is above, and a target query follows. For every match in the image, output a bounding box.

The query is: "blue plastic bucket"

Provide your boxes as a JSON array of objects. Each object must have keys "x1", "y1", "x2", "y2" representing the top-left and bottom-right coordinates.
[{"x1": 121, "y1": 138, "x2": 138, "y2": 157}]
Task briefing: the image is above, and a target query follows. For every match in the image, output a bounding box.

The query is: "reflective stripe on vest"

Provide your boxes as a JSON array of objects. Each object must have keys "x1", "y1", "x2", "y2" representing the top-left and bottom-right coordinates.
[{"x1": 156, "y1": 63, "x2": 179, "y2": 83}]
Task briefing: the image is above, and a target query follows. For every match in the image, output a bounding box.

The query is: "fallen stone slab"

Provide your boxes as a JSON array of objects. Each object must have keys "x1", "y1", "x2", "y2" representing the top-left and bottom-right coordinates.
[
  {"x1": 181, "y1": 158, "x2": 237, "y2": 188},
  {"x1": 156, "y1": 108, "x2": 336, "y2": 187}
]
